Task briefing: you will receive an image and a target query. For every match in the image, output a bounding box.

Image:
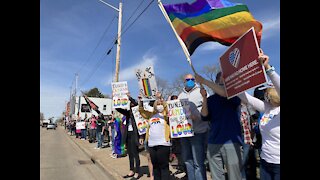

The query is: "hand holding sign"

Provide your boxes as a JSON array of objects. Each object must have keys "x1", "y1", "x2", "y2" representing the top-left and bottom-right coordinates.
[
  {"x1": 258, "y1": 49, "x2": 271, "y2": 70},
  {"x1": 156, "y1": 91, "x2": 162, "y2": 100},
  {"x1": 200, "y1": 87, "x2": 207, "y2": 98}
]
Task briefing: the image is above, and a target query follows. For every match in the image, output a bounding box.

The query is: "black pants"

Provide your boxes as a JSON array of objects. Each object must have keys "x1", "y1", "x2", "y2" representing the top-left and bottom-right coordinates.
[
  {"x1": 171, "y1": 138, "x2": 185, "y2": 171},
  {"x1": 148, "y1": 145, "x2": 170, "y2": 180},
  {"x1": 127, "y1": 131, "x2": 140, "y2": 173},
  {"x1": 89, "y1": 129, "x2": 96, "y2": 142}
]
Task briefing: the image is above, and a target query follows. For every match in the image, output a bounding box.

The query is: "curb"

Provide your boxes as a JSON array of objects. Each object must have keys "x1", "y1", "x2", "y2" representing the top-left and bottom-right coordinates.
[{"x1": 62, "y1": 127, "x2": 120, "y2": 180}]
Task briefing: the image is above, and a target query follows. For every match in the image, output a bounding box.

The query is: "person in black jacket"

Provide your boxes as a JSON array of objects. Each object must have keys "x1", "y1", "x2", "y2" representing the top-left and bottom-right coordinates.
[{"x1": 115, "y1": 93, "x2": 143, "y2": 179}]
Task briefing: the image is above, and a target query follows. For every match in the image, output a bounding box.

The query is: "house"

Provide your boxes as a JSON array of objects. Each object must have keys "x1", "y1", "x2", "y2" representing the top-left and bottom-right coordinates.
[{"x1": 70, "y1": 96, "x2": 112, "y2": 120}]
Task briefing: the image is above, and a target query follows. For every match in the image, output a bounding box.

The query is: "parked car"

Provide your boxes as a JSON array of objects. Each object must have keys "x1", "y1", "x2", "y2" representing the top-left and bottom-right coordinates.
[
  {"x1": 42, "y1": 120, "x2": 50, "y2": 128},
  {"x1": 47, "y1": 123, "x2": 56, "y2": 130}
]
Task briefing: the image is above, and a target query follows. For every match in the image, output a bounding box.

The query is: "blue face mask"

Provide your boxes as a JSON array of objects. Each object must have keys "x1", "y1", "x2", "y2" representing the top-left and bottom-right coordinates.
[{"x1": 185, "y1": 80, "x2": 195, "y2": 89}]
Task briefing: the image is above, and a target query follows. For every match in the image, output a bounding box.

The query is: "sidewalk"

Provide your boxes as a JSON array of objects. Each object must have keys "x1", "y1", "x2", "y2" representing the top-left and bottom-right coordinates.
[{"x1": 63, "y1": 126, "x2": 195, "y2": 180}]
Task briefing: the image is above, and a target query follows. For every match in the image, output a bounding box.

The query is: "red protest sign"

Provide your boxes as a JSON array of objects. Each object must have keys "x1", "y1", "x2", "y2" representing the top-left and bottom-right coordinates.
[{"x1": 219, "y1": 27, "x2": 268, "y2": 99}]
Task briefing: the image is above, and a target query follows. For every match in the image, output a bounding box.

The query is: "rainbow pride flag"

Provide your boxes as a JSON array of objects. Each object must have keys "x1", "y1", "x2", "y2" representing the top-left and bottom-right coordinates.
[
  {"x1": 163, "y1": 0, "x2": 262, "y2": 55},
  {"x1": 142, "y1": 78, "x2": 152, "y2": 97},
  {"x1": 114, "y1": 115, "x2": 127, "y2": 156}
]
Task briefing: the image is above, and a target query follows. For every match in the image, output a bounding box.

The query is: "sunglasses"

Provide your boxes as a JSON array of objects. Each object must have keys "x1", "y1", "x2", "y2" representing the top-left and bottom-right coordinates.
[{"x1": 185, "y1": 78, "x2": 195, "y2": 81}]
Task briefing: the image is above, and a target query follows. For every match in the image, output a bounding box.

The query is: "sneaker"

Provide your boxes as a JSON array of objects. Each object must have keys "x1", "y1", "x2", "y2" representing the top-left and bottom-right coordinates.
[
  {"x1": 94, "y1": 147, "x2": 99, "y2": 149},
  {"x1": 111, "y1": 154, "x2": 117, "y2": 158},
  {"x1": 173, "y1": 169, "x2": 184, "y2": 175}
]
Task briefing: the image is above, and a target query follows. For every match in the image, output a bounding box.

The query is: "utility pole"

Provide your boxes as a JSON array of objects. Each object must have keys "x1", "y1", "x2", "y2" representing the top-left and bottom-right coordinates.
[
  {"x1": 75, "y1": 73, "x2": 78, "y2": 96},
  {"x1": 69, "y1": 86, "x2": 72, "y2": 117},
  {"x1": 75, "y1": 73, "x2": 81, "y2": 117},
  {"x1": 98, "y1": 0, "x2": 122, "y2": 82}
]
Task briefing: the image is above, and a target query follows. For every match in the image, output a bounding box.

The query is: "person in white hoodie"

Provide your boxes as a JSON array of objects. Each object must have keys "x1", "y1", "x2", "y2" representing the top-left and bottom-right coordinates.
[
  {"x1": 195, "y1": 49, "x2": 280, "y2": 180},
  {"x1": 178, "y1": 74, "x2": 209, "y2": 180}
]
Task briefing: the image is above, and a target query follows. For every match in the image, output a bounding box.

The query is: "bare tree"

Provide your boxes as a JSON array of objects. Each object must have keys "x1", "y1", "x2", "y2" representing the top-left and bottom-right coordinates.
[
  {"x1": 201, "y1": 64, "x2": 220, "y2": 81},
  {"x1": 170, "y1": 74, "x2": 185, "y2": 96},
  {"x1": 199, "y1": 64, "x2": 220, "y2": 96},
  {"x1": 156, "y1": 77, "x2": 172, "y2": 100}
]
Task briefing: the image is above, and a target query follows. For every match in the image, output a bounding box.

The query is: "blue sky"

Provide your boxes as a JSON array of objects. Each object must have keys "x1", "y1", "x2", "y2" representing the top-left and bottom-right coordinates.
[{"x1": 40, "y1": 0, "x2": 280, "y2": 119}]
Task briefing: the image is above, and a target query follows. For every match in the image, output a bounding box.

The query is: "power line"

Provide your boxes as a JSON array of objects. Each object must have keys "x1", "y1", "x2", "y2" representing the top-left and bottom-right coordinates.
[
  {"x1": 78, "y1": 0, "x2": 155, "y2": 87},
  {"x1": 79, "y1": 52, "x2": 108, "y2": 87},
  {"x1": 121, "y1": 0, "x2": 155, "y2": 37},
  {"x1": 122, "y1": 0, "x2": 146, "y2": 30},
  {"x1": 105, "y1": 0, "x2": 155, "y2": 56},
  {"x1": 76, "y1": 15, "x2": 116, "y2": 74}
]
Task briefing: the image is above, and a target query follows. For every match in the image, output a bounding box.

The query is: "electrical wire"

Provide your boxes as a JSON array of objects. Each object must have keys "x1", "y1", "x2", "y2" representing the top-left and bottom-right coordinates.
[
  {"x1": 75, "y1": 15, "x2": 116, "y2": 74},
  {"x1": 77, "y1": 0, "x2": 155, "y2": 87},
  {"x1": 105, "y1": 0, "x2": 155, "y2": 56}
]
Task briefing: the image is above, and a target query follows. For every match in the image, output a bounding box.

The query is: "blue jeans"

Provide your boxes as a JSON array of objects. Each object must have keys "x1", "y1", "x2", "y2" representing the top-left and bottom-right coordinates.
[
  {"x1": 181, "y1": 132, "x2": 208, "y2": 180},
  {"x1": 241, "y1": 144, "x2": 251, "y2": 180},
  {"x1": 81, "y1": 129, "x2": 87, "y2": 139},
  {"x1": 96, "y1": 131, "x2": 104, "y2": 148},
  {"x1": 110, "y1": 128, "x2": 115, "y2": 152},
  {"x1": 260, "y1": 158, "x2": 280, "y2": 180}
]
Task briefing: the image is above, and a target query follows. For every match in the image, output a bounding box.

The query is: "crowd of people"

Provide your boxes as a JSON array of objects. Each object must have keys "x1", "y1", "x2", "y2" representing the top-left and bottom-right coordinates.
[{"x1": 64, "y1": 49, "x2": 280, "y2": 180}]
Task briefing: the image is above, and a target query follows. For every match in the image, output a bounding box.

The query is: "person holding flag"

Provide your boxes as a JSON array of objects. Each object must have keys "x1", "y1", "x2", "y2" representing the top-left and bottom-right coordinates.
[{"x1": 195, "y1": 49, "x2": 280, "y2": 180}]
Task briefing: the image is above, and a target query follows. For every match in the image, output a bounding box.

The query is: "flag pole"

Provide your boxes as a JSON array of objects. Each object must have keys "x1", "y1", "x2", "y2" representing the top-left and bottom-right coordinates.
[{"x1": 157, "y1": 0, "x2": 196, "y2": 74}]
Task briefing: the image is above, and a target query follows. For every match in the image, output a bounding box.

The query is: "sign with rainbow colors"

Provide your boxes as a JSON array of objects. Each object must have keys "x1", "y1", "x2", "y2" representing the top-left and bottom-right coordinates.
[
  {"x1": 111, "y1": 81, "x2": 130, "y2": 110},
  {"x1": 135, "y1": 66, "x2": 158, "y2": 100},
  {"x1": 167, "y1": 99, "x2": 194, "y2": 138},
  {"x1": 131, "y1": 106, "x2": 148, "y2": 135}
]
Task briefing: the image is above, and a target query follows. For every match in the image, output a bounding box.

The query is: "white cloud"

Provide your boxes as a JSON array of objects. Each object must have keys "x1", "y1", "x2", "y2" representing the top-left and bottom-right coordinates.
[
  {"x1": 104, "y1": 54, "x2": 157, "y2": 85},
  {"x1": 261, "y1": 16, "x2": 280, "y2": 39},
  {"x1": 198, "y1": 42, "x2": 226, "y2": 51}
]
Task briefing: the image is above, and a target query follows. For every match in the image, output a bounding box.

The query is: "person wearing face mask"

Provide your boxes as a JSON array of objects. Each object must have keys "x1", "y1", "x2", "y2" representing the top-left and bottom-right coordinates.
[
  {"x1": 138, "y1": 94, "x2": 171, "y2": 180},
  {"x1": 195, "y1": 49, "x2": 280, "y2": 180},
  {"x1": 178, "y1": 74, "x2": 209, "y2": 180}
]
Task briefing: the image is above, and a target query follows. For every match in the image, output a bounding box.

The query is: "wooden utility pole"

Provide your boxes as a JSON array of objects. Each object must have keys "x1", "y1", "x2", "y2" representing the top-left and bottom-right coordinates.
[{"x1": 99, "y1": 0, "x2": 122, "y2": 82}]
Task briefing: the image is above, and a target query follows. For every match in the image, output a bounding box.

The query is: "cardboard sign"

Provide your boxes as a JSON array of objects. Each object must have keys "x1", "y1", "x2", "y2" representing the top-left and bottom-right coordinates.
[
  {"x1": 111, "y1": 81, "x2": 130, "y2": 110},
  {"x1": 131, "y1": 106, "x2": 148, "y2": 135},
  {"x1": 219, "y1": 27, "x2": 268, "y2": 99},
  {"x1": 135, "y1": 66, "x2": 158, "y2": 100},
  {"x1": 76, "y1": 122, "x2": 86, "y2": 130},
  {"x1": 167, "y1": 99, "x2": 194, "y2": 138}
]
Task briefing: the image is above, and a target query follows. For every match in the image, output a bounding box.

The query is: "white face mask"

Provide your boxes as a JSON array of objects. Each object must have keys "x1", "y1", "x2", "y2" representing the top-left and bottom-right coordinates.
[{"x1": 156, "y1": 105, "x2": 164, "y2": 113}]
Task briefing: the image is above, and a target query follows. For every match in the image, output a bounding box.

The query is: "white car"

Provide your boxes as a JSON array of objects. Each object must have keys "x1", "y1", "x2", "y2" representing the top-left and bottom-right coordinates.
[{"x1": 47, "y1": 123, "x2": 56, "y2": 130}]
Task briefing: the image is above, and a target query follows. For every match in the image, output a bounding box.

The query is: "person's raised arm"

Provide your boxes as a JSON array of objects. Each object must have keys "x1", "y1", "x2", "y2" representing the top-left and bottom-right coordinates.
[
  {"x1": 127, "y1": 92, "x2": 138, "y2": 106},
  {"x1": 260, "y1": 49, "x2": 280, "y2": 97},
  {"x1": 195, "y1": 73, "x2": 227, "y2": 97},
  {"x1": 238, "y1": 92, "x2": 266, "y2": 113},
  {"x1": 200, "y1": 87, "x2": 210, "y2": 122}
]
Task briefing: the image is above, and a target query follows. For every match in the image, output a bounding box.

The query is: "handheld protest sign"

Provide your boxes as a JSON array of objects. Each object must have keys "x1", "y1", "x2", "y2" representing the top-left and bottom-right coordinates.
[
  {"x1": 219, "y1": 27, "x2": 268, "y2": 99},
  {"x1": 167, "y1": 99, "x2": 194, "y2": 138},
  {"x1": 135, "y1": 66, "x2": 158, "y2": 101},
  {"x1": 111, "y1": 81, "x2": 130, "y2": 110},
  {"x1": 76, "y1": 122, "x2": 86, "y2": 130},
  {"x1": 131, "y1": 106, "x2": 148, "y2": 135}
]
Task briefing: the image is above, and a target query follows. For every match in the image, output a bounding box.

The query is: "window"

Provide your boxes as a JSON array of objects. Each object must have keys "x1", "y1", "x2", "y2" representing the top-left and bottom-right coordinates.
[
  {"x1": 81, "y1": 104, "x2": 90, "y2": 112},
  {"x1": 103, "y1": 105, "x2": 106, "y2": 110}
]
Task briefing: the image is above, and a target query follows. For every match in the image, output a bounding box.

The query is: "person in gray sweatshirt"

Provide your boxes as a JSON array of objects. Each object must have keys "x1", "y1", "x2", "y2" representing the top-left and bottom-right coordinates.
[{"x1": 178, "y1": 74, "x2": 209, "y2": 180}]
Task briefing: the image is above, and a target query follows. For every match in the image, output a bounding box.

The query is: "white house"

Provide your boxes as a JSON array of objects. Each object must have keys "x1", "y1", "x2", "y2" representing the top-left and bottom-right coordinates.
[{"x1": 70, "y1": 96, "x2": 112, "y2": 120}]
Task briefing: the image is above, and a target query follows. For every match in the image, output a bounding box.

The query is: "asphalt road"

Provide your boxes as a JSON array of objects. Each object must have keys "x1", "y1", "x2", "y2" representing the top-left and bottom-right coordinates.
[{"x1": 40, "y1": 126, "x2": 113, "y2": 180}]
